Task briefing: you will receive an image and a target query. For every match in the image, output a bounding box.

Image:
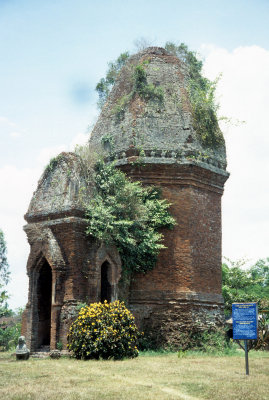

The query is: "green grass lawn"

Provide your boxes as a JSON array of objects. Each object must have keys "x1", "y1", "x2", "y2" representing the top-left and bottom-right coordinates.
[{"x1": 0, "y1": 350, "x2": 268, "y2": 400}]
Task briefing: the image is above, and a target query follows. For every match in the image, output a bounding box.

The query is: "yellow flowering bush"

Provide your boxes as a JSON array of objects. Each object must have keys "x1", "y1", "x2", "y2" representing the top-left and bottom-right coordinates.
[{"x1": 67, "y1": 300, "x2": 141, "y2": 360}]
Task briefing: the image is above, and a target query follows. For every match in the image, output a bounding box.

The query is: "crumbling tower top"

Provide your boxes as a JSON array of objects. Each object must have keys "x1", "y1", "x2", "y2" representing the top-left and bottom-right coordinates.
[{"x1": 90, "y1": 47, "x2": 227, "y2": 175}]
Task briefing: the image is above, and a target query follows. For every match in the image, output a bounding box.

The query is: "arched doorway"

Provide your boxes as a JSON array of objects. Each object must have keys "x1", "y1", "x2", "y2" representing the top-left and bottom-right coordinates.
[
  {"x1": 101, "y1": 261, "x2": 112, "y2": 303},
  {"x1": 37, "y1": 259, "x2": 52, "y2": 348}
]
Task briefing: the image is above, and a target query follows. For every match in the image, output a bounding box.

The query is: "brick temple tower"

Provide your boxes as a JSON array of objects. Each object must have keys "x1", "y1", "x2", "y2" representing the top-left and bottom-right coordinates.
[
  {"x1": 22, "y1": 47, "x2": 229, "y2": 350},
  {"x1": 90, "y1": 47, "x2": 229, "y2": 345}
]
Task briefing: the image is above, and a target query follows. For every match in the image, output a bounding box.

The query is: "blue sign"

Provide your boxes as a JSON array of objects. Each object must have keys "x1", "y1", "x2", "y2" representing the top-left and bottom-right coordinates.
[{"x1": 232, "y1": 303, "x2": 258, "y2": 340}]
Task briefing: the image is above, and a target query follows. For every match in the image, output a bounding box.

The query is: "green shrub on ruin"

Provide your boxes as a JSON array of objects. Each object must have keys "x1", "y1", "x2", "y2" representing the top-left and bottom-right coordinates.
[
  {"x1": 85, "y1": 160, "x2": 175, "y2": 274},
  {"x1": 111, "y1": 62, "x2": 164, "y2": 120},
  {"x1": 96, "y1": 52, "x2": 130, "y2": 109},
  {"x1": 133, "y1": 63, "x2": 164, "y2": 102},
  {"x1": 176, "y1": 326, "x2": 235, "y2": 355},
  {"x1": 67, "y1": 300, "x2": 140, "y2": 360}
]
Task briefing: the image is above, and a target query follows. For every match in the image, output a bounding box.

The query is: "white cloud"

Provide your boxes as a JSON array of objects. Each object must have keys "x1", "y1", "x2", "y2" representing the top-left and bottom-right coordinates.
[
  {"x1": 0, "y1": 116, "x2": 17, "y2": 128},
  {"x1": 69, "y1": 132, "x2": 88, "y2": 149},
  {"x1": 10, "y1": 131, "x2": 22, "y2": 138},
  {"x1": 35, "y1": 132, "x2": 89, "y2": 166},
  {"x1": 0, "y1": 116, "x2": 25, "y2": 138},
  {"x1": 202, "y1": 45, "x2": 269, "y2": 262},
  {"x1": 0, "y1": 165, "x2": 42, "y2": 309},
  {"x1": 36, "y1": 144, "x2": 67, "y2": 166}
]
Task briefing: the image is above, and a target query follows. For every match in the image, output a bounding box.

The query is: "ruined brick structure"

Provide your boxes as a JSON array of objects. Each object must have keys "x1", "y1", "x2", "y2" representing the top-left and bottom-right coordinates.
[{"x1": 22, "y1": 47, "x2": 229, "y2": 351}]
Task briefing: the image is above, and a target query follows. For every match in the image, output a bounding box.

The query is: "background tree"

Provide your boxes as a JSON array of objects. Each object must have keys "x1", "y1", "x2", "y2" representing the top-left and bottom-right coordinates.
[
  {"x1": 249, "y1": 258, "x2": 269, "y2": 288},
  {"x1": 0, "y1": 229, "x2": 10, "y2": 318},
  {"x1": 222, "y1": 258, "x2": 269, "y2": 315},
  {"x1": 0, "y1": 229, "x2": 23, "y2": 350}
]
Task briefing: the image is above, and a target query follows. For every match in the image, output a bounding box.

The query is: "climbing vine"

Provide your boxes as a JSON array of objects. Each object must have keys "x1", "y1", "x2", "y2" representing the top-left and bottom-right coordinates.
[
  {"x1": 164, "y1": 42, "x2": 224, "y2": 148},
  {"x1": 85, "y1": 159, "x2": 175, "y2": 274}
]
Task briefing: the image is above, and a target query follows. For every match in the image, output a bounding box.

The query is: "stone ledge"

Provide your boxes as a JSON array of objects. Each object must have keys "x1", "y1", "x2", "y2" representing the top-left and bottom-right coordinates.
[
  {"x1": 24, "y1": 215, "x2": 88, "y2": 228},
  {"x1": 24, "y1": 209, "x2": 87, "y2": 223},
  {"x1": 130, "y1": 290, "x2": 223, "y2": 304},
  {"x1": 115, "y1": 155, "x2": 228, "y2": 177}
]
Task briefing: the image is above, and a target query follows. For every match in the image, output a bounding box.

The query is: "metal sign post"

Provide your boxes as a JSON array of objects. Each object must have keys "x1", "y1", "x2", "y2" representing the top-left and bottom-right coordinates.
[
  {"x1": 232, "y1": 303, "x2": 258, "y2": 376},
  {"x1": 244, "y1": 340, "x2": 249, "y2": 375}
]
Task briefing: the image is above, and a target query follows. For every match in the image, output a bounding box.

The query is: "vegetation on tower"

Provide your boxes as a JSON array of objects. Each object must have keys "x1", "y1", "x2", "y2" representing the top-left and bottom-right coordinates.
[
  {"x1": 95, "y1": 42, "x2": 224, "y2": 148},
  {"x1": 82, "y1": 158, "x2": 176, "y2": 276}
]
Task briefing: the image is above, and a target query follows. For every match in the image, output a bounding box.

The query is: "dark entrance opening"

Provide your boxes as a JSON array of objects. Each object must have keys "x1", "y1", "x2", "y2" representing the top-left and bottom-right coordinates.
[
  {"x1": 101, "y1": 261, "x2": 111, "y2": 303},
  {"x1": 37, "y1": 259, "x2": 52, "y2": 348}
]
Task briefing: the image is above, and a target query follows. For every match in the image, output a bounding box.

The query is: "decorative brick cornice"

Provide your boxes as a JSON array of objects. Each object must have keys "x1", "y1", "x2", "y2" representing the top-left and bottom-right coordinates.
[{"x1": 120, "y1": 162, "x2": 229, "y2": 194}]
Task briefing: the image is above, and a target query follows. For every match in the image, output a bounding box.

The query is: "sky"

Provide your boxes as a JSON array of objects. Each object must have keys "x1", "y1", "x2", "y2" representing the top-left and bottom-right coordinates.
[{"x1": 0, "y1": 0, "x2": 268, "y2": 309}]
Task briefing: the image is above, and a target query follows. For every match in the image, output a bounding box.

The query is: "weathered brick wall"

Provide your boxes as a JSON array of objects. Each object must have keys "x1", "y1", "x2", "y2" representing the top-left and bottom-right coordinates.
[
  {"x1": 22, "y1": 212, "x2": 122, "y2": 350},
  {"x1": 119, "y1": 162, "x2": 227, "y2": 345},
  {"x1": 22, "y1": 216, "x2": 90, "y2": 350}
]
